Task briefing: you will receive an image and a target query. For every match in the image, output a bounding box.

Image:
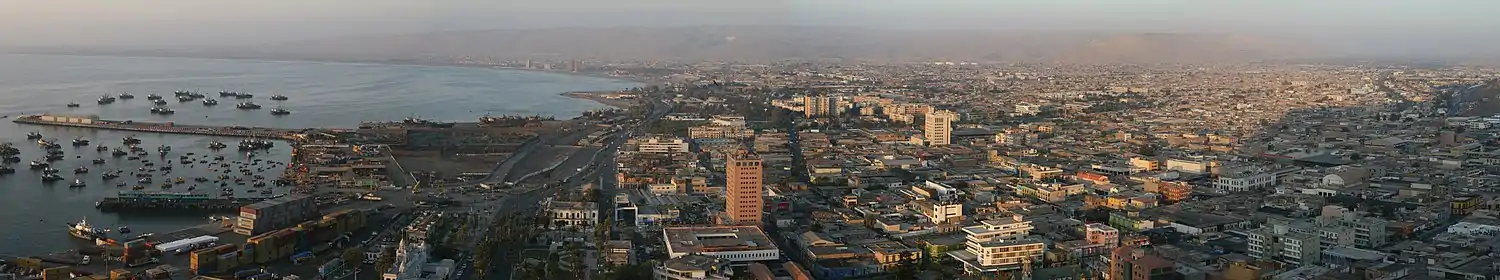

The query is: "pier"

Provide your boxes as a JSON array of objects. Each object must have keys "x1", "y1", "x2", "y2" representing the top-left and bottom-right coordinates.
[
  {"x1": 95, "y1": 196, "x2": 277, "y2": 213},
  {"x1": 12, "y1": 115, "x2": 305, "y2": 140}
]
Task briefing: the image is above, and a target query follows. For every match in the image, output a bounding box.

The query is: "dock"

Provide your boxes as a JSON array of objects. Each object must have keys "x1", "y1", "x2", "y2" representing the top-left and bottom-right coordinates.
[
  {"x1": 95, "y1": 196, "x2": 277, "y2": 213},
  {"x1": 12, "y1": 114, "x2": 305, "y2": 140}
]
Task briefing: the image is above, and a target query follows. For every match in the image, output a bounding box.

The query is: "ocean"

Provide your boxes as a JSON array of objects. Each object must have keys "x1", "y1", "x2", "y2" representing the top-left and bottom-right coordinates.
[{"x1": 0, "y1": 54, "x2": 639, "y2": 256}]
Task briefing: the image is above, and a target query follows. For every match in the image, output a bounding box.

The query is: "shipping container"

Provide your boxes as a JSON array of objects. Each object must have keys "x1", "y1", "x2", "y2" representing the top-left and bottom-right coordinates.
[
  {"x1": 109, "y1": 269, "x2": 134, "y2": 280},
  {"x1": 157, "y1": 266, "x2": 181, "y2": 280},
  {"x1": 42, "y1": 267, "x2": 72, "y2": 280}
]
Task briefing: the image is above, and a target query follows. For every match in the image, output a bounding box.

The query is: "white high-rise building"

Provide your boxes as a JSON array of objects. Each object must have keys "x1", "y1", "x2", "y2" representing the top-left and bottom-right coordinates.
[
  {"x1": 924, "y1": 110, "x2": 957, "y2": 146},
  {"x1": 948, "y1": 215, "x2": 1047, "y2": 274}
]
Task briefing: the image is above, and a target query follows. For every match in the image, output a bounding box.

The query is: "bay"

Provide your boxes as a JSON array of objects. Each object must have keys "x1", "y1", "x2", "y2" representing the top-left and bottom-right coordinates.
[{"x1": 0, "y1": 54, "x2": 638, "y2": 256}]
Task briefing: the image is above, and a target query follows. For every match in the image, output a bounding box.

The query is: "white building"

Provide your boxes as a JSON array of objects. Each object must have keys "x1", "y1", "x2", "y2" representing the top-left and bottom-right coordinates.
[
  {"x1": 632, "y1": 136, "x2": 690, "y2": 154},
  {"x1": 948, "y1": 215, "x2": 1047, "y2": 274},
  {"x1": 546, "y1": 200, "x2": 600, "y2": 227},
  {"x1": 654, "y1": 254, "x2": 731, "y2": 280},
  {"x1": 1215, "y1": 166, "x2": 1277, "y2": 192},
  {"x1": 1014, "y1": 103, "x2": 1042, "y2": 116},
  {"x1": 664, "y1": 226, "x2": 780, "y2": 263},
  {"x1": 382, "y1": 239, "x2": 456, "y2": 280}
]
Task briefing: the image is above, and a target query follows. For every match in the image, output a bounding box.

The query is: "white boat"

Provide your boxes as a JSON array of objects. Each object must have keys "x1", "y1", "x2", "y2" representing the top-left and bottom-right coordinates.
[{"x1": 67, "y1": 218, "x2": 104, "y2": 240}]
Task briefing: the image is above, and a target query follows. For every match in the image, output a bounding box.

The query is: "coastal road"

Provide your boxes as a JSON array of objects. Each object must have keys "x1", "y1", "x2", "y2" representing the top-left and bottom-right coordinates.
[{"x1": 479, "y1": 95, "x2": 669, "y2": 280}]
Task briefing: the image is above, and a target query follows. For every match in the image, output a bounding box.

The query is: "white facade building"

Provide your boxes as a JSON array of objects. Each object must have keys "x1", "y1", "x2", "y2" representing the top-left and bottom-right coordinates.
[{"x1": 948, "y1": 215, "x2": 1047, "y2": 274}]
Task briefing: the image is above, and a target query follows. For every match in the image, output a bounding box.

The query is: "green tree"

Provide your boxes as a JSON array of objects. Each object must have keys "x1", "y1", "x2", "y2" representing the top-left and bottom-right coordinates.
[{"x1": 374, "y1": 249, "x2": 396, "y2": 276}]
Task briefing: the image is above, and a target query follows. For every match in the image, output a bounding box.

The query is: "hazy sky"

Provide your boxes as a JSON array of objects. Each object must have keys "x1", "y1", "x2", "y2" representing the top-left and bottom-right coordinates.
[{"x1": 3, "y1": 0, "x2": 1498, "y2": 53}]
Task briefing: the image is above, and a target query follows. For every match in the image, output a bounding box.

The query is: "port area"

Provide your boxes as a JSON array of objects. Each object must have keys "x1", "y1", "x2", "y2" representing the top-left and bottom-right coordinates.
[
  {"x1": 3, "y1": 205, "x2": 400, "y2": 279},
  {"x1": 3, "y1": 222, "x2": 238, "y2": 275},
  {"x1": 11, "y1": 114, "x2": 303, "y2": 140}
]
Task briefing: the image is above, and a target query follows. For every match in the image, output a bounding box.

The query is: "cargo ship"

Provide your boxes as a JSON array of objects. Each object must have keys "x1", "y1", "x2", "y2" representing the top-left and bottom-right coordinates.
[{"x1": 67, "y1": 218, "x2": 106, "y2": 240}]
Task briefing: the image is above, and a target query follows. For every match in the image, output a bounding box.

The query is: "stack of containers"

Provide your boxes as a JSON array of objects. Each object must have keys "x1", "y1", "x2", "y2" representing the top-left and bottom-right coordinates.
[
  {"x1": 41, "y1": 267, "x2": 71, "y2": 280},
  {"x1": 210, "y1": 244, "x2": 239, "y2": 273},
  {"x1": 238, "y1": 242, "x2": 256, "y2": 265},
  {"x1": 245, "y1": 230, "x2": 279, "y2": 264},
  {"x1": 142, "y1": 268, "x2": 165, "y2": 280},
  {"x1": 109, "y1": 269, "x2": 135, "y2": 280},
  {"x1": 189, "y1": 246, "x2": 219, "y2": 275},
  {"x1": 235, "y1": 194, "x2": 318, "y2": 236},
  {"x1": 122, "y1": 239, "x2": 151, "y2": 264},
  {"x1": 156, "y1": 265, "x2": 181, "y2": 280},
  {"x1": 274, "y1": 229, "x2": 298, "y2": 262}
]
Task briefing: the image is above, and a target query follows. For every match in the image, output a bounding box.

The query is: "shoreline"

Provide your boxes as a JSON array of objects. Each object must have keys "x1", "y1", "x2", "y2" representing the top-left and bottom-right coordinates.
[
  {"x1": 5, "y1": 52, "x2": 660, "y2": 85},
  {"x1": 561, "y1": 91, "x2": 640, "y2": 109}
]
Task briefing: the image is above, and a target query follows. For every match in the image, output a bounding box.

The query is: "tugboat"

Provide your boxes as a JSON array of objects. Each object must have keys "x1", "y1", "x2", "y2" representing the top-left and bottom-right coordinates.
[
  {"x1": 146, "y1": 93, "x2": 163, "y2": 100},
  {"x1": 74, "y1": 167, "x2": 89, "y2": 174},
  {"x1": 70, "y1": 178, "x2": 86, "y2": 187},
  {"x1": 44, "y1": 154, "x2": 64, "y2": 161},
  {"x1": 93, "y1": 158, "x2": 106, "y2": 164},
  {"x1": 118, "y1": 92, "x2": 135, "y2": 99},
  {"x1": 236, "y1": 102, "x2": 261, "y2": 109},
  {"x1": 173, "y1": 90, "x2": 192, "y2": 96},
  {"x1": 72, "y1": 137, "x2": 90, "y2": 146},
  {"x1": 27, "y1": 132, "x2": 43, "y2": 139},
  {"x1": 153, "y1": 99, "x2": 168, "y2": 106},
  {"x1": 30, "y1": 161, "x2": 48, "y2": 169},
  {"x1": 177, "y1": 95, "x2": 195, "y2": 102},
  {"x1": 235, "y1": 93, "x2": 254, "y2": 99},
  {"x1": 150, "y1": 107, "x2": 175, "y2": 115},
  {"x1": 203, "y1": 98, "x2": 219, "y2": 106},
  {"x1": 97, "y1": 95, "x2": 116, "y2": 104},
  {"x1": 66, "y1": 102, "x2": 80, "y2": 108},
  {"x1": 270, "y1": 107, "x2": 290, "y2": 115},
  {"x1": 270, "y1": 94, "x2": 288, "y2": 101},
  {"x1": 208, "y1": 141, "x2": 227, "y2": 150},
  {"x1": 219, "y1": 90, "x2": 237, "y2": 97},
  {"x1": 122, "y1": 136, "x2": 141, "y2": 145},
  {"x1": 42, "y1": 173, "x2": 64, "y2": 182}
]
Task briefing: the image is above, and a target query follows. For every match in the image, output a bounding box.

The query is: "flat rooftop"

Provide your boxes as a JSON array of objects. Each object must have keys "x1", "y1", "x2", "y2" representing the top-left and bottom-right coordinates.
[{"x1": 663, "y1": 226, "x2": 778, "y2": 255}]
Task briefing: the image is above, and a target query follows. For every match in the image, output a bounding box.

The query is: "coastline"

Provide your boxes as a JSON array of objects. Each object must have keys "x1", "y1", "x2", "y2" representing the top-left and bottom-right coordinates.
[{"x1": 561, "y1": 91, "x2": 640, "y2": 109}]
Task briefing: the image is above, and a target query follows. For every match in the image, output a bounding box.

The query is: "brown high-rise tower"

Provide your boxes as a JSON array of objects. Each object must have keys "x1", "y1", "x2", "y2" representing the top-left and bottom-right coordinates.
[{"x1": 725, "y1": 154, "x2": 764, "y2": 225}]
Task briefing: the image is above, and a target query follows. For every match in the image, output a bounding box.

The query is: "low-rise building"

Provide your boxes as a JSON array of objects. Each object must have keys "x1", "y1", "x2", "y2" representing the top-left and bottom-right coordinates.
[{"x1": 664, "y1": 226, "x2": 781, "y2": 263}]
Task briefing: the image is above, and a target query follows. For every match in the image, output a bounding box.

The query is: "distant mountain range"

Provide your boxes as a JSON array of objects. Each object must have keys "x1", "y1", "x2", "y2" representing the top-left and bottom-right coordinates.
[{"x1": 17, "y1": 26, "x2": 1323, "y2": 64}]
